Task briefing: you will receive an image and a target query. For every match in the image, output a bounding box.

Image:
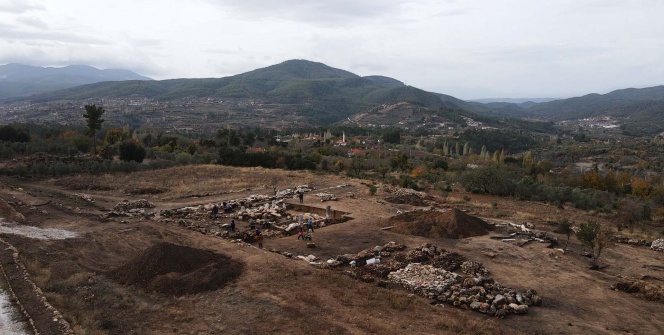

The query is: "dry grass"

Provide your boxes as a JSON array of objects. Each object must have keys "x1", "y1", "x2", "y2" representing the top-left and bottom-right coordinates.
[
  {"x1": 434, "y1": 312, "x2": 516, "y2": 335},
  {"x1": 23, "y1": 259, "x2": 51, "y2": 287},
  {"x1": 58, "y1": 165, "x2": 321, "y2": 199}
]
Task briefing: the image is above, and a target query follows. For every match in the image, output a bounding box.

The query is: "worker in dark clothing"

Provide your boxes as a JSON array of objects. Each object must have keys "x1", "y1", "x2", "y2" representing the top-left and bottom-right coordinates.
[{"x1": 255, "y1": 229, "x2": 264, "y2": 249}]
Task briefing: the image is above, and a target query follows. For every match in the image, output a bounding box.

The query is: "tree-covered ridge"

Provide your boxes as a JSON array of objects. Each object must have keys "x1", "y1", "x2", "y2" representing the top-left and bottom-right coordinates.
[{"x1": 13, "y1": 60, "x2": 473, "y2": 125}]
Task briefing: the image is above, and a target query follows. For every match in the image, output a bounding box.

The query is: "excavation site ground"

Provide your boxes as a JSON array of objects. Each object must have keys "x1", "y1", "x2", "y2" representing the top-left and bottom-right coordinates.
[{"x1": 0, "y1": 165, "x2": 662, "y2": 335}]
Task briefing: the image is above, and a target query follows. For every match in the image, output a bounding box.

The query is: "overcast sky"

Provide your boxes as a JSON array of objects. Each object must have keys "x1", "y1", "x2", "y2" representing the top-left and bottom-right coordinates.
[{"x1": 1, "y1": 0, "x2": 663, "y2": 99}]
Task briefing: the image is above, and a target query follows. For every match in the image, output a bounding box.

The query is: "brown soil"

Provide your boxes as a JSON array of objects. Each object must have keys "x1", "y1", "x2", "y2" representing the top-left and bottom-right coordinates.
[
  {"x1": 107, "y1": 242, "x2": 243, "y2": 296},
  {"x1": 0, "y1": 166, "x2": 662, "y2": 335},
  {"x1": 385, "y1": 208, "x2": 493, "y2": 239}
]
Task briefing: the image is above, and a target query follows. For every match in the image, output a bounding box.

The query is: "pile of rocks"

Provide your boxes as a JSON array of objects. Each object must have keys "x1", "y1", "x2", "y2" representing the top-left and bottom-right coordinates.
[
  {"x1": 328, "y1": 242, "x2": 539, "y2": 317},
  {"x1": 611, "y1": 235, "x2": 652, "y2": 247},
  {"x1": 314, "y1": 193, "x2": 338, "y2": 201},
  {"x1": 275, "y1": 185, "x2": 314, "y2": 198},
  {"x1": 233, "y1": 202, "x2": 286, "y2": 221},
  {"x1": 491, "y1": 221, "x2": 558, "y2": 247},
  {"x1": 382, "y1": 186, "x2": 428, "y2": 198},
  {"x1": 103, "y1": 199, "x2": 156, "y2": 219},
  {"x1": 112, "y1": 199, "x2": 155, "y2": 211},
  {"x1": 73, "y1": 193, "x2": 94, "y2": 203},
  {"x1": 387, "y1": 263, "x2": 540, "y2": 316},
  {"x1": 159, "y1": 206, "x2": 200, "y2": 219},
  {"x1": 652, "y1": 239, "x2": 664, "y2": 252},
  {"x1": 460, "y1": 260, "x2": 490, "y2": 277}
]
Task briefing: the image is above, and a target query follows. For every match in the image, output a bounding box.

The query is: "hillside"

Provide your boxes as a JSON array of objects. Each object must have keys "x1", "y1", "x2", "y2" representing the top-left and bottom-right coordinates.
[
  {"x1": 10, "y1": 59, "x2": 471, "y2": 125},
  {"x1": 526, "y1": 86, "x2": 664, "y2": 134},
  {"x1": 0, "y1": 63, "x2": 152, "y2": 99}
]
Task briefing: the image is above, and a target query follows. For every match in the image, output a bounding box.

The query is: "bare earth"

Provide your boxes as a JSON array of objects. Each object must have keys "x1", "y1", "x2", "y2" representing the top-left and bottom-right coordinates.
[{"x1": 0, "y1": 165, "x2": 662, "y2": 335}]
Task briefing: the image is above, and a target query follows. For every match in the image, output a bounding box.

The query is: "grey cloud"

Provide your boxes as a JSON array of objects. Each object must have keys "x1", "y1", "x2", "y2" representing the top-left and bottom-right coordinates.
[
  {"x1": 0, "y1": 0, "x2": 44, "y2": 14},
  {"x1": 0, "y1": 22, "x2": 105, "y2": 44},
  {"x1": 349, "y1": 61, "x2": 389, "y2": 74},
  {"x1": 208, "y1": 0, "x2": 401, "y2": 26},
  {"x1": 17, "y1": 16, "x2": 48, "y2": 29},
  {"x1": 463, "y1": 44, "x2": 615, "y2": 64}
]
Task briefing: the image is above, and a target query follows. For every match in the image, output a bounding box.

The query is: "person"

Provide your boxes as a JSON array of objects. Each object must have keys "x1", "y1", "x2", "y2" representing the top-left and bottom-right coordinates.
[
  {"x1": 211, "y1": 204, "x2": 219, "y2": 218},
  {"x1": 230, "y1": 219, "x2": 236, "y2": 231},
  {"x1": 307, "y1": 217, "x2": 314, "y2": 231},
  {"x1": 298, "y1": 191, "x2": 304, "y2": 204},
  {"x1": 255, "y1": 229, "x2": 264, "y2": 249},
  {"x1": 297, "y1": 225, "x2": 304, "y2": 240},
  {"x1": 306, "y1": 227, "x2": 313, "y2": 240}
]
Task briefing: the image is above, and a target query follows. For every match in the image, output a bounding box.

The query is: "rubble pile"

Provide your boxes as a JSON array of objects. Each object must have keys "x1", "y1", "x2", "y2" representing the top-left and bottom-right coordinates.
[
  {"x1": 387, "y1": 264, "x2": 540, "y2": 316},
  {"x1": 314, "y1": 193, "x2": 338, "y2": 202},
  {"x1": 611, "y1": 278, "x2": 664, "y2": 303},
  {"x1": 460, "y1": 260, "x2": 490, "y2": 277},
  {"x1": 103, "y1": 199, "x2": 156, "y2": 219},
  {"x1": 652, "y1": 239, "x2": 664, "y2": 252},
  {"x1": 233, "y1": 202, "x2": 286, "y2": 222},
  {"x1": 73, "y1": 193, "x2": 95, "y2": 203},
  {"x1": 159, "y1": 207, "x2": 199, "y2": 219},
  {"x1": 383, "y1": 186, "x2": 434, "y2": 206},
  {"x1": 328, "y1": 242, "x2": 540, "y2": 317},
  {"x1": 430, "y1": 251, "x2": 466, "y2": 271},
  {"x1": 491, "y1": 221, "x2": 558, "y2": 247},
  {"x1": 611, "y1": 235, "x2": 652, "y2": 247},
  {"x1": 113, "y1": 199, "x2": 155, "y2": 211},
  {"x1": 275, "y1": 185, "x2": 314, "y2": 198},
  {"x1": 363, "y1": 259, "x2": 407, "y2": 278}
]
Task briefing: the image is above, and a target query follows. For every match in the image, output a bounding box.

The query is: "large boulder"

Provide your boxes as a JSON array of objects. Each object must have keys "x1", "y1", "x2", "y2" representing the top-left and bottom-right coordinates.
[{"x1": 651, "y1": 239, "x2": 664, "y2": 252}]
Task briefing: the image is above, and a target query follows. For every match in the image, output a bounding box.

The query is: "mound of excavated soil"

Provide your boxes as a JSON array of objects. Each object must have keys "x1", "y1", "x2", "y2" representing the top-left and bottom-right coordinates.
[
  {"x1": 107, "y1": 242, "x2": 243, "y2": 296},
  {"x1": 385, "y1": 208, "x2": 493, "y2": 239}
]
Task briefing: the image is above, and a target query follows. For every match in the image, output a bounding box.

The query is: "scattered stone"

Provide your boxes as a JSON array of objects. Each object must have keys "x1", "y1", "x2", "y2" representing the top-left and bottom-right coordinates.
[{"x1": 651, "y1": 239, "x2": 664, "y2": 252}]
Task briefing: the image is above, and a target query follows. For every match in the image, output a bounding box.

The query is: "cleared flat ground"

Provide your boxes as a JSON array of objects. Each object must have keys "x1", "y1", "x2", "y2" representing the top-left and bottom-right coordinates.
[{"x1": 0, "y1": 165, "x2": 662, "y2": 335}]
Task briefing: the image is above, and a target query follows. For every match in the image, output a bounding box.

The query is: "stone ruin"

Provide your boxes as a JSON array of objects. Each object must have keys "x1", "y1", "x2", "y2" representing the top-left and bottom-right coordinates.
[
  {"x1": 611, "y1": 235, "x2": 652, "y2": 248},
  {"x1": 490, "y1": 221, "x2": 558, "y2": 247},
  {"x1": 319, "y1": 242, "x2": 541, "y2": 317}
]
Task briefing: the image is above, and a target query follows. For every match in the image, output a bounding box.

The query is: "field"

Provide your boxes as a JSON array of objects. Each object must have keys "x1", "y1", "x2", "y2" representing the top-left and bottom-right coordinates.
[{"x1": 0, "y1": 165, "x2": 662, "y2": 335}]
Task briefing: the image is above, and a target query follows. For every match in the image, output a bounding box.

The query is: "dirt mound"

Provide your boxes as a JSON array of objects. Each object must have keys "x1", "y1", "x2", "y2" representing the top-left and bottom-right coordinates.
[
  {"x1": 107, "y1": 242, "x2": 243, "y2": 296},
  {"x1": 385, "y1": 209, "x2": 493, "y2": 239}
]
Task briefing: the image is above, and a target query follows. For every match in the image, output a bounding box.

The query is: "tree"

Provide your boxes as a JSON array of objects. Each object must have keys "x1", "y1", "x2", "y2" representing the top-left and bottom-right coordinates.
[
  {"x1": 119, "y1": 140, "x2": 146, "y2": 163},
  {"x1": 576, "y1": 221, "x2": 611, "y2": 268},
  {"x1": 382, "y1": 128, "x2": 401, "y2": 144},
  {"x1": 377, "y1": 165, "x2": 390, "y2": 181},
  {"x1": 558, "y1": 219, "x2": 573, "y2": 251},
  {"x1": 349, "y1": 156, "x2": 365, "y2": 177},
  {"x1": 269, "y1": 175, "x2": 283, "y2": 195},
  {"x1": 104, "y1": 127, "x2": 128, "y2": 145},
  {"x1": 83, "y1": 104, "x2": 105, "y2": 155}
]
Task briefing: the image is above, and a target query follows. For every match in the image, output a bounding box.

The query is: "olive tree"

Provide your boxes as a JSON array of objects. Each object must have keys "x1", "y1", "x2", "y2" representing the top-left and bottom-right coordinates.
[{"x1": 576, "y1": 221, "x2": 612, "y2": 269}]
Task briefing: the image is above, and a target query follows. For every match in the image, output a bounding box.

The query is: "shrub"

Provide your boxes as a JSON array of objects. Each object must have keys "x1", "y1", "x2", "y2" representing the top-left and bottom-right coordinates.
[{"x1": 119, "y1": 140, "x2": 147, "y2": 163}]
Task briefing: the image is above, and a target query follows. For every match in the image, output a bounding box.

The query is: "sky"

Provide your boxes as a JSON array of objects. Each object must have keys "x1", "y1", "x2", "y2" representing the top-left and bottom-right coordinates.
[{"x1": 1, "y1": 0, "x2": 663, "y2": 99}]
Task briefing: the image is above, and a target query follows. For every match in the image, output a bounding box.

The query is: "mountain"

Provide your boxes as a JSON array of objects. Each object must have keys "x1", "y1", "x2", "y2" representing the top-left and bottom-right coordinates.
[
  {"x1": 12, "y1": 59, "x2": 471, "y2": 124},
  {"x1": 470, "y1": 98, "x2": 559, "y2": 104},
  {"x1": 524, "y1": 85, "x2": 664, "y2": 135},
  {"x1": 363, "y1": 76, "x2": 404, "y2": 88},
  {"x1": 0, "y1": 63, "x2": 152, "y2": 99}
]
